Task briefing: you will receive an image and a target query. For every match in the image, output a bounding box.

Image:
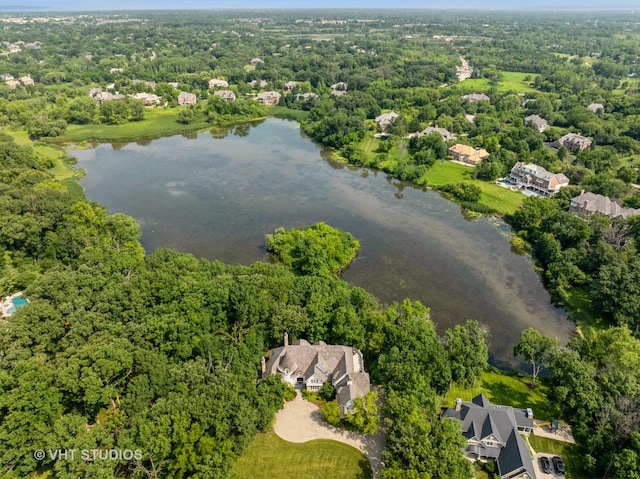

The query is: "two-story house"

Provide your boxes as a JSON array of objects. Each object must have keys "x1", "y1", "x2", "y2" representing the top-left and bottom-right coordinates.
[
  {"x1": 443, "y1": 395, "x2": 535, "y2": 479},
  {"x1": 263, "y1": 334, "x2": 371, "y2": 415},
  {"x1": 509, "y1": 162, "x2": 570, "y2": 196}
]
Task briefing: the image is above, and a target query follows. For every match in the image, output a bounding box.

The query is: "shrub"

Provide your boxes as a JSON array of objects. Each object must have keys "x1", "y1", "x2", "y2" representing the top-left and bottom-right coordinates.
[{"x1": 321, "y1": 400, "x2": 342, "y2": 427}]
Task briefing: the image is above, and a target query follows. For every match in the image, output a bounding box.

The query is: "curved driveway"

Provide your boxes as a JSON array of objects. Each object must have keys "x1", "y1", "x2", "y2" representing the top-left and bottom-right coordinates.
[{"x1": 273, "y1": 397, "x2": 385, "y2": 477}]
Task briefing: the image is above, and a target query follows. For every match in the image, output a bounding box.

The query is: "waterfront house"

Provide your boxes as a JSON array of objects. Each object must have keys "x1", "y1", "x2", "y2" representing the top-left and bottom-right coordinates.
[
  {"x1": 408, "y1": 126, "x2": 456, "y2": 141},
  {"x1": 256, "y1": 91, "x2": 281, "y2": 105},
  {"x1": 570, "y1": 191, "x2": 640, "y2": 220},
  {"x1": 442, "y1": 395, "x2": 535, "y2": 479},
  {"x1": 509, "y1": 162, "x2": 569, "y2": 196},
  {"x1": 375, "y1": 111, "x2": 399, "y2": 131},
  {"x1": 263, "y1": 333, "x2": 370, "y2": 415},
  {"x1": 448, "y1": 144, "x2": 490, "y2": 166}
]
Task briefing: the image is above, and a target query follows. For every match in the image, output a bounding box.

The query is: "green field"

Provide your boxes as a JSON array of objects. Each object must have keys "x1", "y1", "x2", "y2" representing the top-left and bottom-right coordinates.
[
  {"x1": 421, "y1": 161, "x2": 524, "y2": 215},
  {"x1": 458, "y1": 71, "x2": 536, "y2": 94},
  {"x1": 233, "y1": 431, "x2": 372, "y2": 479},
  {"x1": 443, "y1": 368, "x2": 560, "y2": 422}
]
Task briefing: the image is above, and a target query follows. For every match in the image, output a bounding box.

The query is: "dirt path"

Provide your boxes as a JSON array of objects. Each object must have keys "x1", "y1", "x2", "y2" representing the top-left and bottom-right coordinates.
[{"x1": 273, "y1": 396, "x2": 385, "y2": 477}]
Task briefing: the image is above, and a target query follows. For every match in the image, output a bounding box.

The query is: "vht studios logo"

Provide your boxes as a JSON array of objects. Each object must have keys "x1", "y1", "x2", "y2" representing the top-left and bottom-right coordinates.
[{"x1": 33, "y1": 449, "x2": 143, "y2": 461}]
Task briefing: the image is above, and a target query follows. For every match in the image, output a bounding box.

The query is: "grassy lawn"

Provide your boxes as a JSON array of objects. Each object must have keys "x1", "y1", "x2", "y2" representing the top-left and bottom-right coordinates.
[
  {"x1": 565, "y1": 288, "x2": 605, "y2": 328},
  {"x1": 529, "y1": 433, "x2": 581, "y2": 479},
  {"x1": 233, "y1": 431, "x2": 372, "y2": 479},
  {"x1": 443, "y1": 368, "x2": 559, "y2": 421},
  {"x1": 420, "y1": 161, "x2": 524, "y2": 215},
  {"x1": 457, "y1": 71, "x2": 536, "y2": 94},
  {"x1": 358, "y1": 136, "x2": 381, "y2": 155}
]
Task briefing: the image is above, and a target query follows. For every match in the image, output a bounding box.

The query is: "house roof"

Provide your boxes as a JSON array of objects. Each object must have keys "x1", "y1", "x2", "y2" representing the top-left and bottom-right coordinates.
[
  {"x1": 443, "y1": 395, "x2": 535, "y2": 479},
  {"x1": 511, "y1": 162, "x2": 569, "y2": 185},
  {"x1": 265, "y1": 339, "x2": 370, "y2": 409},
  {"x1": 524, "y1": 114, "x2": 548, "y2": 130},
  {"x1": 587, "y1": 102, "x2": 604, "y2": 113},
  {"x1": 421, "y1": 126, "x2": 456, "y2": 140},
  {"x1": 570, "y1": 192, "x2": 640, "y2": 219},
  {"x1": 449, "y1": 144, "x2": 490, "y2": 160},
  {"x1": 461, "y1": 93, "x2": 490, "y2": 102}
]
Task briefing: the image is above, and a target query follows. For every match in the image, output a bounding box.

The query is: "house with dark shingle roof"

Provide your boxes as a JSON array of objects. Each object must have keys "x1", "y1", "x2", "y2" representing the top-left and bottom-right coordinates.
[
  {"x1": 263, "y1": 333, "x2": 370, "y2": 415},
  {"x1": 442, "y1": 395, "x2": 535, "y2": 479}
]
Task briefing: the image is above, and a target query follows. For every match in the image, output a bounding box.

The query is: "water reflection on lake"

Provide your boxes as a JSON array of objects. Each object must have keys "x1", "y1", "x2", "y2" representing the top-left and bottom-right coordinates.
[{"x1": 73, "y1": 118, "x2": 573, "y2": 368}]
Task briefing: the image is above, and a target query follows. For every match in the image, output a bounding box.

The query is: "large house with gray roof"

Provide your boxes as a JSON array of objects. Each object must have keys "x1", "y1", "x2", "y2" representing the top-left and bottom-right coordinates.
[
  {"x1": 263, "y1": 334, "x2": 370, "y2": 415},
  {"x1": 443, "y1": 395, "x2": 535, "y2": 479},
  {"x1": 570, "y1": 191, "x2": 640, "y2": 220}
]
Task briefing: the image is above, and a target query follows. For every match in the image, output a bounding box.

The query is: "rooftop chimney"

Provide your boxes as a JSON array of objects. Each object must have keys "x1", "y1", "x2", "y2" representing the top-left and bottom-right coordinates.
[
  {"x1": 455, "y1": 398, "x2": 462, "y2": 412},
  {"x1": 284, "y1": 331, "x2": 289, "y2": 347}
]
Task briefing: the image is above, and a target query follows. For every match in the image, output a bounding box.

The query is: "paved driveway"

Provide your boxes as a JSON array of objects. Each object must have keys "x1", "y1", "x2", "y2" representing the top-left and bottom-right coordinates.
[
  {"x1": 273, "y1": 397, "x2": 385, "y2": 477},
  {"x1": 532, "y1": 452, "x2": 565, "y2": 479}
]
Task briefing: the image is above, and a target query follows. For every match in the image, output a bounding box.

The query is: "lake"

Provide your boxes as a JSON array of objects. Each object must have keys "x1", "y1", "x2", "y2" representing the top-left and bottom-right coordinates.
[{"x1": 73, "y1": 118, "x2": 573, "y2": 368}]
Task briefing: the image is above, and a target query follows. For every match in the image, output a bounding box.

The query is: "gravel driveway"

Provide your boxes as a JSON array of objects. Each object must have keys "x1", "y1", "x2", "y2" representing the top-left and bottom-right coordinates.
[{"x1": 273, "y1": 396, "x2": 385, "y2": 477}]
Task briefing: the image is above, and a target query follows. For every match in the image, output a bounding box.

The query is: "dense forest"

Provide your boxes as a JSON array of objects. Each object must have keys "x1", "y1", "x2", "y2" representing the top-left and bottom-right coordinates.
[
  {"x1": 0, "y1": 131, "x2": 482, "y2": 478},
  {"x1": 1, "y1": 8, "x2": 640, "y2": 478}
]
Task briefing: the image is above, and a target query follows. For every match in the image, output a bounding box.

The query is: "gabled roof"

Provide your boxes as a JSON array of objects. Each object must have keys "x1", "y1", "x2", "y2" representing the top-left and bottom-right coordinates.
[
  {"x1": 265, "y1": 339, "x2": 370, "y2": 409},
  {"x1": 442, "y1": 395, "x2": 535, "y2": 479},
  {"x1": 570, "y1": 192, "x2": 640, "y2": 219}
]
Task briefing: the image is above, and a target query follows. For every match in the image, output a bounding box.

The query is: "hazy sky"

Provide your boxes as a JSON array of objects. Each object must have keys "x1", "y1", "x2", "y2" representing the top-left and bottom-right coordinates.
[{"x1": 4, "y1": 0, "x2": 639, "y2": 11}]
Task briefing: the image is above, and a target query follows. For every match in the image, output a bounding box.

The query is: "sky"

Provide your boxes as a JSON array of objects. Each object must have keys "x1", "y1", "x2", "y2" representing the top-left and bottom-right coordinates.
[{"x1": 3, "y1": 0, "x2": 639, "y2": 11}]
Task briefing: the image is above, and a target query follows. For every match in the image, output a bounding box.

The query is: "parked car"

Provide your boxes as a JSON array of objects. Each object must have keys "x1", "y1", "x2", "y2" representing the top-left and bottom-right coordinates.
[
  {"x1": 553, "y1": 456, "x2": 565, "y2": 475},
  {"x1": 539, "y1": 456, "x2": 552, "y2": 474}
]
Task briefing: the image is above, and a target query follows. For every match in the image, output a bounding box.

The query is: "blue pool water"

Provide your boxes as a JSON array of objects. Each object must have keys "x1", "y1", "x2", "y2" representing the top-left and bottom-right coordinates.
[{"x1": 12, "y1": 297, "x2": 27, "y2": 307}]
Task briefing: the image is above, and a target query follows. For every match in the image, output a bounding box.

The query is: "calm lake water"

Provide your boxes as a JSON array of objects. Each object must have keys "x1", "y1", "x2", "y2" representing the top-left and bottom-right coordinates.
[{"x1": 73, "y1": 118, "x2": 573, "y2": 368}]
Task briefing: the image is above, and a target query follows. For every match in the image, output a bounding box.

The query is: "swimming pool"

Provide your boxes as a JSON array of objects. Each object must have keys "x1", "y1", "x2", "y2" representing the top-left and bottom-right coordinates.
[
  {"x1": 12, "y1": 297, "x2": 27, "y2": 307},
  {"x1": 3, "y1": 295, "x2": 28, "y2": 316}
]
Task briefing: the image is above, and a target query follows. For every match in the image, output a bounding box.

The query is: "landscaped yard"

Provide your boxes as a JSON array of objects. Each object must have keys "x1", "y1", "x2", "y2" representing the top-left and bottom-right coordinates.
[
  {"x1": 529, "y1": 433, "x2": 581, "y2": 478},
  {"x1": 443, "y1": 368, "x2": 560, "y2": 422},
  {"x1": 421, "y1": 161, "x2": 524, "y2": 215},
  {"x1": 233, "y1": 430, "x2": 372, "y2": 479}
]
